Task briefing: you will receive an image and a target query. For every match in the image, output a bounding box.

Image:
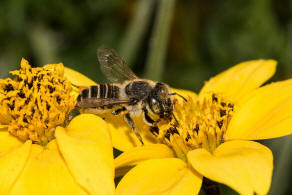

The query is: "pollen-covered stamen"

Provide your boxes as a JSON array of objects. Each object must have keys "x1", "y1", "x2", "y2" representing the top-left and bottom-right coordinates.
[
  {"x1": 0, "y1": 59, "x2": 75, "y2": 145},
  {"x1": 156, "y1": 93, "x2": 234, "y2": 156}
]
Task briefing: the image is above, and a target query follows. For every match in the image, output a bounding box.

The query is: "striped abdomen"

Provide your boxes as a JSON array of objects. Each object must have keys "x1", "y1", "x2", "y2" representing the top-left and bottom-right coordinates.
[{"x1": 76, "y1": 84, "x2": 120, "y2": 108}]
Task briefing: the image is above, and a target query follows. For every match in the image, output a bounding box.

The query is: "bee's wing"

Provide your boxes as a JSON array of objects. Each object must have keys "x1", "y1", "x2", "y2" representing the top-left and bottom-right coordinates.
[
  {"x1": 97, "y1": 45, "x2": 139, "y2": 83},
  {"x1": 77, "y1": 98, "x2": 132, "y2": 108}
]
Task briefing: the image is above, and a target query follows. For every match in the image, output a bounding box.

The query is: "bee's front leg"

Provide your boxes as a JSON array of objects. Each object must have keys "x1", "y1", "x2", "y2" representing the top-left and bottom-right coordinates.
[
  {"x1": 143, "y1": 109, "x2": 159, "y2": 126},
  {"x1": 124, "y1": 113, "x2": 144, "y2": 145}
]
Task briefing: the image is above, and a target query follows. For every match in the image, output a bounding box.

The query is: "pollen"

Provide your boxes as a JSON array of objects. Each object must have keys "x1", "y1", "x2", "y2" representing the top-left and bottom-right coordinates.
[
  {"x1": 156, "y1": 93, "x2": 234, "y2": 158},
  {"x1": 0, "y1": 58, "x2": 76, "y2": 145}
]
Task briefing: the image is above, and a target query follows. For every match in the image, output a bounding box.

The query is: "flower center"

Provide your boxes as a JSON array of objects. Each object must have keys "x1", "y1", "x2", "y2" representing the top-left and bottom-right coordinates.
[
  {"x1": 155, "y1": 93, "x2": 234, "y2": 158},
  {"x1": 0, "y1": 59, "x2": 75, "y2": 145}
]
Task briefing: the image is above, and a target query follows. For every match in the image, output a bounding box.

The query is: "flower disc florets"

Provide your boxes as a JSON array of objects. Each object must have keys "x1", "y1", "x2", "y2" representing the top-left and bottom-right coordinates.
[
  {"x1": 0, "y1": 59, "x2": 75, "y2": 145},
  {"x1": 156, "y1": 94, "x2": 234, "y2": 157}
]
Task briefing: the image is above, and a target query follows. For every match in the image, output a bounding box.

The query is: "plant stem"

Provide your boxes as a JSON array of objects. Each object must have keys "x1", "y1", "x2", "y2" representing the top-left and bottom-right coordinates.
[
  {"x1": 118, "y1": 0, "x2": 155, "y2": 66},
  {"x1": 202, "y1": 178, "x2": 222, "y2": 195},
  {"x1": 145, "y1": 0, "x2": 175, "y2": 80}
]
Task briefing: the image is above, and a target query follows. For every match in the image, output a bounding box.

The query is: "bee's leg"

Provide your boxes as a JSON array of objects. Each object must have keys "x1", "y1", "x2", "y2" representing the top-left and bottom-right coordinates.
[
  {"x1": 124, "y1": 113, "x2": 144, "y2": 145},
  {"x1": 112, "y1": 107, "x2": 126, "y2": 115},
  {"x1": 150, "y1": 126, "x2": 159, "y2": 136},
  {"x1": 143, "y1": 110, "x2": 160, "y2": 137},
  {"x1": 143, "y1": 109, "x2": 159, "y2": 126}
]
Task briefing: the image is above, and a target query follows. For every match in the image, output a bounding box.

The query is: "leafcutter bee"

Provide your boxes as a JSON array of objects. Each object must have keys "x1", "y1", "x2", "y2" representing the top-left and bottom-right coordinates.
[{"x1": 76, "y1": 46, "x2": 186, "y2": 144}]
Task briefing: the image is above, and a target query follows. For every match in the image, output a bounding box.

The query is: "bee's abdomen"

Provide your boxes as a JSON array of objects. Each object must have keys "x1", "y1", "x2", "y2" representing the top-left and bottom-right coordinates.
[
  {"x1": 77, "y1": 84, "x2": 120, "y2": 108},
  {"x1": 88, "y1": 84, "x2": 120, "y2": 99}
]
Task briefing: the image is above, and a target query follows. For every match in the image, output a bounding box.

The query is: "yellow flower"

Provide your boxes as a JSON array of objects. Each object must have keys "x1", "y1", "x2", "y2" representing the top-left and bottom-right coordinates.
[
  {"x1": 66, "y1": 59, "x2": 292, "y2": 194},
  {"x1": 0, "y1": 59, "x2": 114, "y2": 194}
]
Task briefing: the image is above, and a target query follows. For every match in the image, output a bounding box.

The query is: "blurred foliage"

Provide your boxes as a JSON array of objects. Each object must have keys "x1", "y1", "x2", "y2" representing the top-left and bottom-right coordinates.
[{"x1": 0, "y1": 0, "x2": 291, "y2": 194}]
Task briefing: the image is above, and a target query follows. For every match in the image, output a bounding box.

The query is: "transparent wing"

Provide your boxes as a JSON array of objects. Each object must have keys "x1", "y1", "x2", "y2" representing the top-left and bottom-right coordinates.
[
  {"x1": 97, "y1": 45, "x2": 138, "y2": 83},
  {"x1": 77, "y1": 98, "x2": 132, "y2": 108}
]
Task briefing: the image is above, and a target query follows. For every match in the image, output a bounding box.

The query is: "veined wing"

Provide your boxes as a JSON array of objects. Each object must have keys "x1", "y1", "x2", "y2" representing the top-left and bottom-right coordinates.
[
  {"x1": 97, "y1": 45, "x2": 138, "y2": 83},
  {"x1": 76, "y1": 98, "x2": 132, "y2": 108}
]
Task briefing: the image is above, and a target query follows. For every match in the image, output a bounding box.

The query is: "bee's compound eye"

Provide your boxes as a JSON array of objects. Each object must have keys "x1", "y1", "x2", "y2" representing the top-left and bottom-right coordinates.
[{"x1": 150, "y1": 98, "x2": 161, "y2": 114}]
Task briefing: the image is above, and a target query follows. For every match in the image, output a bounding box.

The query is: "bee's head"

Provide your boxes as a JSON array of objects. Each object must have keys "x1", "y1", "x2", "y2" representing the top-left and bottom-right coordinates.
[{"x1": 148, "y1": 82, "x2": 173, "y2": 119}]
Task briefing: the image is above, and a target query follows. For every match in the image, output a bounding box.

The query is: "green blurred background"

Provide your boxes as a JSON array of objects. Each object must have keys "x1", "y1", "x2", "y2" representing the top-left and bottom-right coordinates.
[{"x1": 0, "y1": 0, "x2": 291, "y2": 194}]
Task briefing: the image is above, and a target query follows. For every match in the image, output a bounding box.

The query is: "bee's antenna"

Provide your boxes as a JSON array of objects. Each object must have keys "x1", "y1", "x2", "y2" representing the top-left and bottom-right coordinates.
[{"x1": 169, "y1": 93, "x2": 188, "y2": 102}]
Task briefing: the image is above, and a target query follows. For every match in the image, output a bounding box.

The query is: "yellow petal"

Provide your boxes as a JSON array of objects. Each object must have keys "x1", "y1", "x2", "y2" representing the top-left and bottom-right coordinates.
[
  {"x1": 55, "y1": 127, "x2": 115, "y2": 195},
  {"x1": 115, "y1": 144, "x2": 175, "y2": 176},
  {"x1": 0, "y1": 131, "x2": 23, "y2": 155},
  {"x1": 11, "y1": 144, "x2": 86, "y2": 195},
  {"x1": 46, "y1": 139, "x2": 59, "y2": 151},
  {"x1": 115, "y1": 144, "x2": 175, "y2": 167},
  {"x1": 66, "y1": 114, "x2": 114, "y2": 171},
  {"x1": 188, "y1": 140, "x2": 273, "y2": 195},
  {"x1": 226, "y1": 79, "x2": 292, "y2": 140},
  {"x1": 64, "y1": 67, "x2": 96, "y2": 86},
  {"x1": 0, "y1": 141, "x2": 31, "y2": 194},
  {"x1": 108, "y1": 120, "x2": 138, "y2": 151},
  {"x1": 116, "y1": 158, "x2": 202, "y2": 195},
  {"x1": 199, "y1": 60, "x2": 277, "y2": 102},
  {"x1": 164, "y1": 168, "x2": 202, "y2": 195},
  {"x1": 67, "y1": 114, "x2": 112, "y2": 153}
]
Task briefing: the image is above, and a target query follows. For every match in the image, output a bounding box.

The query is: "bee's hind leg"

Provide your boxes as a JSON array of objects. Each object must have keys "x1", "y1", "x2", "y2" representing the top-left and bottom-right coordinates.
[{"x1": 124, "y1": 113, "x2": 144, "y2": 145}]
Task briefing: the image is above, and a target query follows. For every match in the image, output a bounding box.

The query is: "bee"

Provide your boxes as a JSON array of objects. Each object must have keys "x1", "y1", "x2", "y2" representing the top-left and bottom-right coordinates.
[{"x1": 76, "y1": 46, "x2": 185, "y2": 144}]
